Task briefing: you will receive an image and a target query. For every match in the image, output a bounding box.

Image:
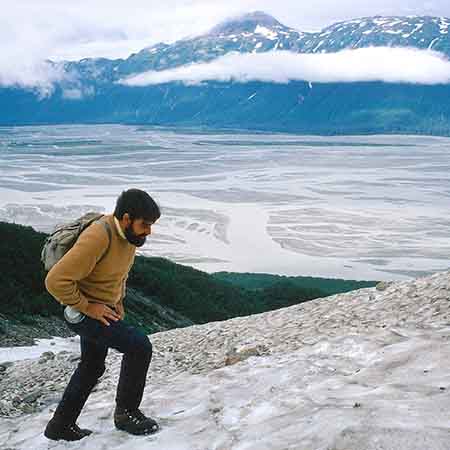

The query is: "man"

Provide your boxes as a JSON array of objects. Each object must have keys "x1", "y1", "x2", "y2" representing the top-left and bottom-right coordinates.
[{"x1": 44, "y1": 188, "x2": 161, "y2": 441}]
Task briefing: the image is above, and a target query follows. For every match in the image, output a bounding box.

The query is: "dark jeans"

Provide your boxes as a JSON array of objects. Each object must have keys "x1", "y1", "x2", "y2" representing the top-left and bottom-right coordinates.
[{"x1": 53, "y1": 315, "x2": 153, "y2": 424}]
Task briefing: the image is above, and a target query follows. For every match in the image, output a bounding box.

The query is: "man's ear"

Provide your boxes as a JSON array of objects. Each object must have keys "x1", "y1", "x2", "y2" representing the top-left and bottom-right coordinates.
[{"x1": 123, "y1": 213, "x2": 131, "y2": 225}]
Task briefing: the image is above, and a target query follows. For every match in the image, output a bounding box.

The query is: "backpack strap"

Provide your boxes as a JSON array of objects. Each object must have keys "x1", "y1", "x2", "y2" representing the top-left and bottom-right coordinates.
[{"x1": 96, "y1": 219, "x2": 112, "y2": 264}]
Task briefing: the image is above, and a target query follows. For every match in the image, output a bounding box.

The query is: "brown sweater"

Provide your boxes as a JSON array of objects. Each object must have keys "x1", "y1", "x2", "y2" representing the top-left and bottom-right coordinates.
[{"x1": 45, "y1": 214, "x2": 136, "y2": 314}]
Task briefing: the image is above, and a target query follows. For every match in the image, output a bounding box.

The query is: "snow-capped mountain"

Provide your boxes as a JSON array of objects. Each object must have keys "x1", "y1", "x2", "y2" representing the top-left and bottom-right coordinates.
[
  {"x1": 301, "y1": 15, "x2": 450, "y2": 54},
  {"x1": 2, "y1": 11, "x2": 450, "y2": 135},
  {"x1": 67, "y1": 12, "x2": 450, "y2": 83},
  {"x1": 66, "y1": 12, "x2": 306, "y2": 82}
]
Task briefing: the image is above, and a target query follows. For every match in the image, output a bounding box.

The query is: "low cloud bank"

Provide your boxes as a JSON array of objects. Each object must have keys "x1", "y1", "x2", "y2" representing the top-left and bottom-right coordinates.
[
  {"x1": 3, "y1": 46, "x2": 449, "y2": 97},
  {"x1": 0, "y1": 61, "x2": 67, "y2": 97},
  {"x1": 120, "y1": 47, "x2": 450, "y2": 86}
]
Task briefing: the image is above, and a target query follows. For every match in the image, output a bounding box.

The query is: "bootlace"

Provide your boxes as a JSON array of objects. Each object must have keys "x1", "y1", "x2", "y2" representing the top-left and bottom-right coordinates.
[
  {"x1": 123, "y1": 409, "x2": 158, "y2": 431},
  {"x1": 125, "y1": 409, "x2": 147, "y2": 425},
  {"x1": 134, "y1": 409, "x2": 147, "y2": 422},
  {"x1": 68, "y1": 424, "x2": 85, "y2": 437}
]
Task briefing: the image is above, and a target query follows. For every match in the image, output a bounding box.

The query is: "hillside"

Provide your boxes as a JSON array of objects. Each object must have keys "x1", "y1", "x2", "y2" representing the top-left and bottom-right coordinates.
[
  {"x1": 0, "y1": 220, "x2": 375, "y2": 346},
  {"x1": 0, "y1": 268, "x2": 449, "y2": 448}
]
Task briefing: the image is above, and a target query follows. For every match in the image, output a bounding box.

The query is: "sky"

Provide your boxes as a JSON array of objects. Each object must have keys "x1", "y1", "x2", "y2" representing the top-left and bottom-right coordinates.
[
  {"x1": 4, "y1": 0, "x2": 450, "y2": 61},
  {"x1": 2, "y1": 0, "x2": 450, "y2": 92}
]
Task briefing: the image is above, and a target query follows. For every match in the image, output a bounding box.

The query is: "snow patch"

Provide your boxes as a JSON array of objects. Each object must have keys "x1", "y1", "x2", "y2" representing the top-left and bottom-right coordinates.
[
  {"x1": 255, "y1": 25, "x2": 278, "y2": 40},
  {"x1": 428, "y1": 37, "x2": 440, "y2": 49},
  {"x1": 313, "y1": 40, "x2": 324, "y2": 52},
  {"x1": 0, "y1": 336, "x2": 80, "y2": 363},
  {"x1": 373, "y1": 18, "x2": 390, "y2": 26}
]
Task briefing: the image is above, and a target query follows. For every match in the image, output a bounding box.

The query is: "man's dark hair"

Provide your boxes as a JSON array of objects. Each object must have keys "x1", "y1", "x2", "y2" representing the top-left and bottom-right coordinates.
[{"x1": 114, "y1": 189, "x2": 161, "y2": 223}]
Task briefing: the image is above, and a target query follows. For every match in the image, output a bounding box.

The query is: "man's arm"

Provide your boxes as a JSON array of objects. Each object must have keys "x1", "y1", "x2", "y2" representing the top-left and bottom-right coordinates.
[{"x1": 45, "y1": 222, "x2": 109, "y2": 314}]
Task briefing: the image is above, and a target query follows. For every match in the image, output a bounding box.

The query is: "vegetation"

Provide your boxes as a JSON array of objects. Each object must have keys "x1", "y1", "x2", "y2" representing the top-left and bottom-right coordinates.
[
  {"x1": 0, "y1": 221, "x2": 378, "y2": 335},
  {"x1": 212, "y1": 272, "x2": 376, "y2": 297}
]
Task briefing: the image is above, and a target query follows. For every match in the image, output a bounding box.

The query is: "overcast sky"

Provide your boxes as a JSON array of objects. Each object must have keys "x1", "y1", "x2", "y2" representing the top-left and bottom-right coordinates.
[
  {"x1": 4, "y1": 0, "x2": 450, "y2": 61},
  {"x1": 2, "y1": 0, "x2": 450, "y2": 93}
]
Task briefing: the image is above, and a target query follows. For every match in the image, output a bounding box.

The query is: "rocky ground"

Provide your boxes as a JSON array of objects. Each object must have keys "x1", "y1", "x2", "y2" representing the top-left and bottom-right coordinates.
[
  {"x1": 0, "y1": 315, "x2": 73, "y2": 348},
  {"x1": 1, "y1": 270, "x2": 449, "y2": 420}
]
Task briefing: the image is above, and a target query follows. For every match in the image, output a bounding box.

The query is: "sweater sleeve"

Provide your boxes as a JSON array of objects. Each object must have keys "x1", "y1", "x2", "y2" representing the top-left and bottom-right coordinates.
[
  {"x1": 45, "y1": 222, "x2": 109, "y2": 314},
  {"x1": 120, "y1": 273, "x2": 128, "y2": 301}
]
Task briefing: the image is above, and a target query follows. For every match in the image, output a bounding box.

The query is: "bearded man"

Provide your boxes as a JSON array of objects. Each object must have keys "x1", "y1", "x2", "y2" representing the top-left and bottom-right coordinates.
[{"x1": 44, "y1": 188, "x2": 161, "y2": 441}]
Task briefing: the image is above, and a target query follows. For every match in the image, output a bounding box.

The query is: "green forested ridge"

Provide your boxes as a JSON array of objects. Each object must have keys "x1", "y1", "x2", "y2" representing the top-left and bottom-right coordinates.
[
  {"x1": 0, "y1": 221, "x2": 378, "y2": 336},
  {"x1": 212, "y1": 272, "x2": 375, "y2": 297}
]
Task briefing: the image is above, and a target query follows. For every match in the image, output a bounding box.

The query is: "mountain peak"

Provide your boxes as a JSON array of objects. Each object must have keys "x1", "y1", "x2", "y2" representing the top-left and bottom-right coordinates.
[{"x1": 209, "y1": 11, "x2": 283, "y2": 35}]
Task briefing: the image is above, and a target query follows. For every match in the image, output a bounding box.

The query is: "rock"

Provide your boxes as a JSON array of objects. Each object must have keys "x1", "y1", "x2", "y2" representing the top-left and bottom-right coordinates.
[
  {"x1": 376, "y1": 281, "x2": 392, "y2": 291},
  {"x1": 0, "y1": 362, "x2": 13, "y2": 371},
  {"x1": 22, "y1": 390, "x2": 42, "y2": 404},
  {"x1": 224, "y1": 343, "x2": 269, "y2": 366},
  {"x1": 40, "y1": 351, "x2": 55, "y2": 361}
]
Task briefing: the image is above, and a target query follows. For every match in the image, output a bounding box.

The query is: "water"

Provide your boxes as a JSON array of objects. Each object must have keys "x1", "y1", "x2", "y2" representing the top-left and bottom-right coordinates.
[{"x1": 1, "y1": 124, "x2": 449, "y2": 281}]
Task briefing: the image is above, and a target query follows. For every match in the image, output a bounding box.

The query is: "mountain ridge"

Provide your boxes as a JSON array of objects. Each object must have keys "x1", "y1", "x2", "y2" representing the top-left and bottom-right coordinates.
[
  {"x1": 2, "y1": 12, "x2": 450, "y2": 135},
  {"x1": 73, "y1": 12, "x2": 450, "y2": 82}
]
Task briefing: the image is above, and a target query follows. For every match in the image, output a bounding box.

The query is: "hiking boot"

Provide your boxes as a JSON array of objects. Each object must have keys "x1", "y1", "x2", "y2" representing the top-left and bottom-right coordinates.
[
  {"x1": 44, "y1": 417, "x2": 92, "y2": 441},
  {"x1": 114, "y1": 407, "x2": 159, "y2": 435}
]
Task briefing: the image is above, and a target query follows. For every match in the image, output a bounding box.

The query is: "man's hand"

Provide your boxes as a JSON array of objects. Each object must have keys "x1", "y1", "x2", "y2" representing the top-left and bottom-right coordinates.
[{"x1": 85, "y1": 303, "x2": 120, "y2": 326}]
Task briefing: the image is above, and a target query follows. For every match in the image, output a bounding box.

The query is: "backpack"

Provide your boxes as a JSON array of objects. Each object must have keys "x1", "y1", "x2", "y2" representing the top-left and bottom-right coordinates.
[{"x1": 41, "y1": 212, "x2": 112, "y2": 271}]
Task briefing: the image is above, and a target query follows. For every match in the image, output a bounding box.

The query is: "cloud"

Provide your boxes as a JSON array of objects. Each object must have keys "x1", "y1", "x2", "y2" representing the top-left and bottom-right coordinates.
[
  {"x1": 0, "y1": 60, "x2": 68, "y2": 97},
  {"x1": 61, "y1": 86, "x2": 95, "y2": 100},
  {"x1": 2, "y1": 1, "x2": 450, "y2": 64},
  {"x1": 120, "y1": 47, "x2": 450, "y2": 86},
  {"x1": 1, "y1": 0, "x2": 450, "y2": 92}
]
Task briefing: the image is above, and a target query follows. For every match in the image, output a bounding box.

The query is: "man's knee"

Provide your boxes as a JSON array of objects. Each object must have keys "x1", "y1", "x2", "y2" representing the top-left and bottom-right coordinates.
[{"x1": 134, "y1": 334, "x2": 152, "y2": 360}]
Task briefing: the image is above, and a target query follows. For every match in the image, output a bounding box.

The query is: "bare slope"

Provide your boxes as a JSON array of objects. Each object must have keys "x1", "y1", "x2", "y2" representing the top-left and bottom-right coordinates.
[{"x1": 0, "y1": 269, "x2": 449, "y2": 449}]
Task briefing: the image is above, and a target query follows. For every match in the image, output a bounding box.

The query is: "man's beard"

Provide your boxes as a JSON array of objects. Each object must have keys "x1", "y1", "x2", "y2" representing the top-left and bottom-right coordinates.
[{"x1": 124, "y1": 224, "x2": 147, "y2": 247}]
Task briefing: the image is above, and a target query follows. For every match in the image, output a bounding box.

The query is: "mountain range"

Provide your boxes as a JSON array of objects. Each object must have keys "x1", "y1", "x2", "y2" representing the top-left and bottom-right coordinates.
[{"x1": 3, "y1": 11, "x2": 450, "y2": 135}]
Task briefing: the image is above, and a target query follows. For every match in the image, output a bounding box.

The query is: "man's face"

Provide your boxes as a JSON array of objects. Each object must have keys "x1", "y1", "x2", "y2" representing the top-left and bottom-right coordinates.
[{"x1": 123, "y1": 215, "x2": 154, "y2": 247}]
